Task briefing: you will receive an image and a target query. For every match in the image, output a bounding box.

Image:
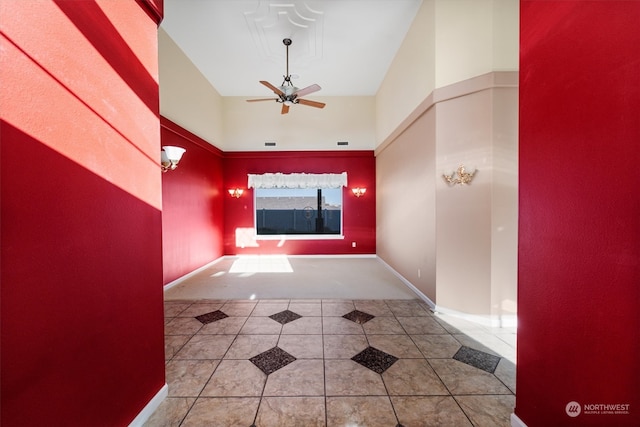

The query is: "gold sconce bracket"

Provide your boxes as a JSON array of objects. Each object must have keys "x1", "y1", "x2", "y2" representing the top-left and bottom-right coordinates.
[
  {"x1": 228, "y1": 188, "x2": 244, "y2": 198},
  {"x1": 443, "y1": 165, "x2": 477, "y2": 186},
  {"x1": 351, "y1": 187, "x2": 367, "y2": 197}
]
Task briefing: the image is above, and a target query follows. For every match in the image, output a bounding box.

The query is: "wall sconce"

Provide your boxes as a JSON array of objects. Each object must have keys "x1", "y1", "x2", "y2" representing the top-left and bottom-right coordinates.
[
  {"x1": 443, "y1": 165, "x2": 477, "y2": 186},
  {"x1": 351, "y1": 187, "x2": 367, "y2": 197},
  {"x1": 228, "y1": 188, "x2": 244, "y2": 198},
  {"x1": 161, "y1": 146, "x2": 186, "y2": 172}
]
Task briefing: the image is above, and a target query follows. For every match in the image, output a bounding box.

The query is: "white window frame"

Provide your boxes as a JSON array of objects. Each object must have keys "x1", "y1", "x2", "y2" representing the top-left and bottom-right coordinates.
[{"x1": 248, "y1": 173, "x2": 347, "y2": 241}]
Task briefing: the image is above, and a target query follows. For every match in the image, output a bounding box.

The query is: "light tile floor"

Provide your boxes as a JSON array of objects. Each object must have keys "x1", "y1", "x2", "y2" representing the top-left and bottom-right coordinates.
[{"x1": 146, "y1": 298, "x2": 516, "y2": 427}]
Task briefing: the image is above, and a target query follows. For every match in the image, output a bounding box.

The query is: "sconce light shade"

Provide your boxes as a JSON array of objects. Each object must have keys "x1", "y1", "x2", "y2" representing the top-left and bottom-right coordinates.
[
  {"x1": 228, "y1": 188, "x2": 244, "y2": 198},
  {"x1": 352, "y1": 187, "x2": 367, "y2": 197},
  {"x1": 161, "y1": 146, "x2": 186, "y2": 172}
]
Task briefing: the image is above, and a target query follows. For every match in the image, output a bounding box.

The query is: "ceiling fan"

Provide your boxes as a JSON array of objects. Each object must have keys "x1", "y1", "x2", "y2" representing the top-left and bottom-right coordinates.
[{"x1": 246, "y1": 38, "x2": 326, "y2": 114}]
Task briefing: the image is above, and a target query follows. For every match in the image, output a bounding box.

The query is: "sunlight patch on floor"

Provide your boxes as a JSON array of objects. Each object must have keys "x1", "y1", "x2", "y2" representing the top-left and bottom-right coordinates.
[{"x1": 229, "y1": 255, "x2": 294, "y2": 273}]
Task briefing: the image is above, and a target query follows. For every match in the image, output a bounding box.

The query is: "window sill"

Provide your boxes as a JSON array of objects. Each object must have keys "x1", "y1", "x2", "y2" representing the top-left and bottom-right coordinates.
[{"x1": 255, "y1": 234, "x2": 345, "y2": 241}]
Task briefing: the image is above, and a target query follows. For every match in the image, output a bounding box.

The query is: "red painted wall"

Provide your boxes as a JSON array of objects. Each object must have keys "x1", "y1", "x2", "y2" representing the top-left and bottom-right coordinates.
[
  {"x1": 517, "y1": 1, "x2": 640, "y2": 426},
  {"x1": 161, "y1": 118, "x2": 225, "y2": 284},
  {"x1": 1, "y1": 2, "x2": 165, "y2": 426},
  {"x1": 224, "y1": 151, "x2": 376, "y2": 255}
]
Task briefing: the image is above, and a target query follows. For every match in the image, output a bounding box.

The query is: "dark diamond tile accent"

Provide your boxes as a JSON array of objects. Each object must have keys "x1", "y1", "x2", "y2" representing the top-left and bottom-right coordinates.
[
  {"x1": 342, "y1": 309, "x2": 375, "y2": 324},
  {"x1": 195, "y1": 310, "x2": 228, "y2": 325},
  {"x1": 269, "y1": 310, "x2": 302, "y2": 325},
  {"x1": 250, "y1": 346, "x2": 296, "y2": 375},
  {"x1": 351, "y1": 346, "x2": 398, "y2": 374},
  {"x1": 453, "y1": 346, "x2": 501, "y2": 373}
]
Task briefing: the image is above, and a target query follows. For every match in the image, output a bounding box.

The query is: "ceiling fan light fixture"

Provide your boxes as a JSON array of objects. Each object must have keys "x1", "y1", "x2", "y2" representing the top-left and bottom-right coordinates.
[
  {"x1": 246, "y1": 38, "x2": 325, "y2": 114},
  {"x1": 281, "y1": 85, "x2": 297, "y2": 95}
]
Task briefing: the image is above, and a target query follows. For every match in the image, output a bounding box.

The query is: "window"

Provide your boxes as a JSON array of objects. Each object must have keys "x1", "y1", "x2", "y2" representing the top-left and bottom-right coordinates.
[
  {"x1": 255, "y1": 188, "x2": 342, "y2": 236},
  {"x1": 248, "y1": 172, "x2": 347, "y2": 239}
]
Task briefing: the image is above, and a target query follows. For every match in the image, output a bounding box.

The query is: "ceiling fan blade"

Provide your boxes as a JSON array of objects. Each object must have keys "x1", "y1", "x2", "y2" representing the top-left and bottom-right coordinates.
[
  {"x1": 294, "y1": 84, "x2": 321, "y2": 97},
  {"x1": 297, "y1": 98, "x2": 326, "y2": 109},
  {"x1": 260, "y1": 80, "x2": 284, "y2": 96},
  {"x1": 281, "y1": 104, "x2": 290, "y2": 114},
  {"x1": 246, "y1": 98, "x2": 278, "y2": 102}
]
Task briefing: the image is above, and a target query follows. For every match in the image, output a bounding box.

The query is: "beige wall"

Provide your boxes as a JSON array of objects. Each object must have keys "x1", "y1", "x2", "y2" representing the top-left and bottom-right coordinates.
[
  {"x1": 376, "y1": 0, "x2": 519, "y2": 146},
  {"x1": 377, "y1": 73, "x2": 518, "y2": 323},
  {"x1": 492, "y1": 0, "x2": 520, "y2": 71},
  {"x1": 159, "y1": 28, "x2": 224, "y2": 146},
  {"x1": 434, "y1": 90, "x2": 494, "y2": 315},
  {"x1": 376, "y1": 108, "x2": 437, "y2": 302},
  {"x1": 490, "y1": 86, "x2": 519, "y2": 321},
  {"x1": 375, "y1": 0, "x2": 519, "y2": 324},
  {"x1": 436, "y1": 0, "x2": 519, "y2": 89},
  {"x1": 376, "y1": 0, "x2": 436, "y2": 145},
  {"x1": 435, "y1": 0, "x2": 492, "y2": 88},
  {"x1": 221, "y1": 96, "x2": 375, "y2": 152}
]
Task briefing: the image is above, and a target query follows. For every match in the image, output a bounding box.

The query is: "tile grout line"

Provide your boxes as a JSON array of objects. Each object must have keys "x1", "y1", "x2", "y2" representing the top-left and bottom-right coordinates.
[
  {"x1": 250, "y1": 299, "x2": 284, "y2": 427},
  {"x1": 161, "y1": 298, "x2": 515, "y2": 426},
  {"x1": 240, "y1": 300, "x2": 262, "y2": 427},
  {"x1": 171, "y1": 302, "x2": 203, "y2": 427},
  {"x1": 193, "y1": 301, "x2": 256, "y2": 426},
  {"x1": 373, "y1": 301, "x2": 402, "y2": 427},
  {"x1": 416, "y1": 313, "x2": 485, "y2": 427},
  {"x1": 320, "y1": 300, "x2": 328, "y2": 427}
]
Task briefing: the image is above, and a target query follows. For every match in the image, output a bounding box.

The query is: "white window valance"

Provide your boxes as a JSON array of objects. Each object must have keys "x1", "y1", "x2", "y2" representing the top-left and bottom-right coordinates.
[{"x1": 248, "y1": 172, "x2": 348, "y2": 189}]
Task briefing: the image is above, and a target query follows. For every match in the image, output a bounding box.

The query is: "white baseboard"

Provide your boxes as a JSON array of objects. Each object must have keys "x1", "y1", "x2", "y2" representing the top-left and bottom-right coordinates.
[
  {"x1": 511, "y1": 412, "x2": 527, "y2": 427},
  {"x1": 376, "y1": 256, "x2": 516, "y2": 328},
  {"x1": 376, "y1": 256, "x2": 436, "y2": 310},
  {"x1": 164, "y1": 254, "x2": 379, "y2": 292},
  {"x1": 285, "y1": 254, "x2": 377, "y2": 259},
  {"x1": 163, "y1": 257, "x2": 226, "y2": 291},
  {"x1": 128, "y1": 383, "x2": 168, "y2": 427},
  {"x1": 434, "y1": 305, "x2": 518, "y2": 328}
]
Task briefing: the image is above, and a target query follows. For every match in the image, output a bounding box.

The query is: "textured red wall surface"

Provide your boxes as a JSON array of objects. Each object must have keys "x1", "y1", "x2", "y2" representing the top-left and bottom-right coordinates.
[
  {"x1": 1, "y1": 2, "x2": 165, "y2": 425},
  {"x1": 161, "y1": 118, "x2": 225, "y2": 283},
  {"x1": 223, "y1": 151, "x2": 376, "y2": 255},
  {"x1": 517, "y1": 1, "x2": 640, "y2": 426}
]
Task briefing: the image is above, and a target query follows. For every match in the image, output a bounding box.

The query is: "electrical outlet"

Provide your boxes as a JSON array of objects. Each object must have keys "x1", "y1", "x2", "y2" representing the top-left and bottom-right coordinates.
[{"x1": 352, "y1": 242, "x2": 356, "y2": 248}]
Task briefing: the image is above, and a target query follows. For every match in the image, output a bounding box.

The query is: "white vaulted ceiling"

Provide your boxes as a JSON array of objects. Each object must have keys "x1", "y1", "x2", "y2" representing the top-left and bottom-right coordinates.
[{"x1": 160, "y1": 0, "x2": 423, "y2": 97}]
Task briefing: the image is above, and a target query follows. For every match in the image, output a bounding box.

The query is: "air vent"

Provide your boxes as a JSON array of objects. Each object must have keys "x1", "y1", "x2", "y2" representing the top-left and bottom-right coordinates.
[
  {"x1": 337, "y1": 141, "x2": 349, "y2": 146},
  {"x1": 265, "y1": 142, "x2": 276, "y2": 147}
]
